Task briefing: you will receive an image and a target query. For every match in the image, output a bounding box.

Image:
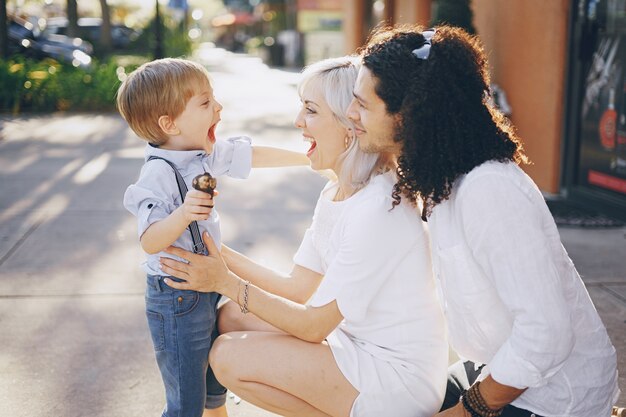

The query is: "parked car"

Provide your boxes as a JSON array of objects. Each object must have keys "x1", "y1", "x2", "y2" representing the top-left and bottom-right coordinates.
[
  {"x1": 8, "y1": 15, "x2": 93, "y2": 68},
  {"x1": 43, "y1": 17, "x2": 140, "y2": 50}
]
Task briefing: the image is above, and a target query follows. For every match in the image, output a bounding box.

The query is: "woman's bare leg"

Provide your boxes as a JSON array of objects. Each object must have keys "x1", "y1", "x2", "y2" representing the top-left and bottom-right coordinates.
[
  {"x1": 228, "y1": 379, "x2": 333, "y2": 417},
  {"x1": 218, "y1": 299, "x2": 282, "y2": 333},
  {"x1": 209, "y1": 331, "x2": 358, "y2": 417}
]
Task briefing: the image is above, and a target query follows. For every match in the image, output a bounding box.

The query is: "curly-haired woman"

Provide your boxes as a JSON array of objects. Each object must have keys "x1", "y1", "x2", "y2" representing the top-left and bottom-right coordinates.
[
  {"x1": 348, "y1": 25, "x2": 619, "y2": 417},
  {"x1": 159, "y1": 56, "x2": 448, "y2": 417}
]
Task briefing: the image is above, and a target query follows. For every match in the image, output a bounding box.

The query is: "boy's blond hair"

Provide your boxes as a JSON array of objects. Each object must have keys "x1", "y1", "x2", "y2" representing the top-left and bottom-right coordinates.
[{"x1": 116, "y1": 58, "x2": 211, "y2": 145}]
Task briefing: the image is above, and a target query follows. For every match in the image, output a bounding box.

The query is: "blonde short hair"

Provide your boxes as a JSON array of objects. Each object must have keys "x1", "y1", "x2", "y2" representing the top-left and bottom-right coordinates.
[
  {"x1": 116, "y1": 58, "x2": 211, "y2": 145},
  {"x1": 298, "y1": 56, "x2": 381, "y2": 192}
]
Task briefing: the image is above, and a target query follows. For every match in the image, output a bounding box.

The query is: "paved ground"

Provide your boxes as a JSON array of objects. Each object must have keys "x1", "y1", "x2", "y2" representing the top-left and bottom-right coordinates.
[{"x1": 0, "y1": 48, "x2": 624, "y2": 416}]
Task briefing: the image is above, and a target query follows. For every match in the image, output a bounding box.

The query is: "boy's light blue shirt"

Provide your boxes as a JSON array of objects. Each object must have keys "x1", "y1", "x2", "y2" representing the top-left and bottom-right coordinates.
[{"x1": 123, "y1": 136, "x2": 252, "y2": 275}]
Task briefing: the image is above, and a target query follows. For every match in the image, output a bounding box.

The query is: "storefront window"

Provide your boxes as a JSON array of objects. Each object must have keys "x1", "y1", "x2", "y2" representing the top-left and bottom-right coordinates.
[{"x1": 578, "y1": 0, "x2": 626, "y2": 196}]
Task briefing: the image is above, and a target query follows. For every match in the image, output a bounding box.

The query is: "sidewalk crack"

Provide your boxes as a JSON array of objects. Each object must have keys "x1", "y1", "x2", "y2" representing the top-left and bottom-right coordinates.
[
  {"x1": 600, "y1": 284, "x2": 626, "y2": 305},
  {"x1": 0, "y1": 221, "x2": 41, "y2": 267}
]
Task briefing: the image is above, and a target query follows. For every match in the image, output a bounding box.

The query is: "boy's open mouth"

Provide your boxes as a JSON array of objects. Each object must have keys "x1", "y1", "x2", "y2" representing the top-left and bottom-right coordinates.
[{"x1": 208, "y1": 121, "x2": 218, "y2": 144}]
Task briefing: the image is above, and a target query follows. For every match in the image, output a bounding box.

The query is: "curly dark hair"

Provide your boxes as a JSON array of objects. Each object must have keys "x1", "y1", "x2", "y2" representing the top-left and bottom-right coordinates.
[{"x1": 360, "y1": 25, "x2": 528, "y2": 218}]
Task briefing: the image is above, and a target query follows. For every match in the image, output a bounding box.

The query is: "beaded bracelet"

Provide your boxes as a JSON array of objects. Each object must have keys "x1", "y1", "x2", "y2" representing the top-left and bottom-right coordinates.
[
  {"x1": 461, "y1": 382, "x2": 504, "y2": 417},
  {"x1": 461, "y1": 392, "x2": 483, "y2": 417}
]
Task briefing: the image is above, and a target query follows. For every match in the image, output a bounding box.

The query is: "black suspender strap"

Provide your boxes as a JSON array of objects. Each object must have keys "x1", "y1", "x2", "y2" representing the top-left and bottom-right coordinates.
[{"x1": 147, "y1": 156, "x2": 207, "y2": 255}]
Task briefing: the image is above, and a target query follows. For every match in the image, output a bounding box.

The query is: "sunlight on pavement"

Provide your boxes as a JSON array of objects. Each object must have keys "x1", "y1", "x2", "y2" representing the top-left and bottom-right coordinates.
[
  {"x1": 1, "y1": 115, "x2": 119, "y2": 144},
  {"x1": 73, "y1": 153, "x2": 111, "y2": 185},
  {"x1": 0, "y1": 158, "x2": 84, "y2": 224},
  {"x1": 116, "y1": 146, "x2": 145, "y2": 159},
  {"x1": 1, "y1": 153, "x2": 38, "y2": 174},
  {"x1": 27, "y1": 194, "x2": 69, "y2": 224}
]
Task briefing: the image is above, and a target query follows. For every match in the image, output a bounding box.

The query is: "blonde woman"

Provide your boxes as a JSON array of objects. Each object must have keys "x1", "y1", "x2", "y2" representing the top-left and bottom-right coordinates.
[{"x1": 161, "y1": 56, "x2": 448, "y2": 417}]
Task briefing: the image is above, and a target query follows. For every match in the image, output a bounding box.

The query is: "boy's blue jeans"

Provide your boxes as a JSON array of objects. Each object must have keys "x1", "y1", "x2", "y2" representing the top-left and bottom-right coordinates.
[{"x1": 146, "y1": 275, "x2": 226, "y2": 417}]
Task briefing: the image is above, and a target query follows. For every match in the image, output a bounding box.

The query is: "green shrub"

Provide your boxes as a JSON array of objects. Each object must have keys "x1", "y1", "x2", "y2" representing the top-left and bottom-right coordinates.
[{"x1": 0, "y1": 56, "x2": 144, "y2": 114}]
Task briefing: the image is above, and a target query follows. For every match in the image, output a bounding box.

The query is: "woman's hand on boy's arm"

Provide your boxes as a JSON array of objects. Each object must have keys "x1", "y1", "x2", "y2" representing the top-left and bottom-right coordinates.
[
  {"x1": 161, "y1": 233, "x2": 228, "y2": 293},
  {"x1": 252, "y1": 146, "x2": 309, "y2": 168}
]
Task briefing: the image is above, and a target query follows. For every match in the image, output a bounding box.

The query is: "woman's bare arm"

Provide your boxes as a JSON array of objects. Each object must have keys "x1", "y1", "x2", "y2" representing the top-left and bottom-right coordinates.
[{"x1": 221, "y1": 244, "x2": 321, "y2": 304}]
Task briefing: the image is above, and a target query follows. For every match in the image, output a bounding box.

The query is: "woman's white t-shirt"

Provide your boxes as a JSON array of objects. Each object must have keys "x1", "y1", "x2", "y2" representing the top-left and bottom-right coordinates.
[{"x1": 294, "y1": 172, "x2": 447, "y2": 417}]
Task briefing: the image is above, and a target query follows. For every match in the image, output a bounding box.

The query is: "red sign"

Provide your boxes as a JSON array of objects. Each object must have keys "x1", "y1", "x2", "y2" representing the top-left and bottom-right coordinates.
[{"x1": 588, "y1": 170, "x2": 626, "y2": 195}]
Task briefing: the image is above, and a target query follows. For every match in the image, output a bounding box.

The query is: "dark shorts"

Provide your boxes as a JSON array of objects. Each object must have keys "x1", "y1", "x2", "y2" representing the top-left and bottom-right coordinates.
[{"x1": 440, "y1": 360, "x2": 544, "y2": 417}]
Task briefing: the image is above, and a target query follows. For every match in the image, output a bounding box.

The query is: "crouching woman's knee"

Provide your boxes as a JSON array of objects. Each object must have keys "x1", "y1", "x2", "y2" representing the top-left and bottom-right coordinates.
[{"x1": 209, "y1": 333, "x2": 237, "y2": 386}]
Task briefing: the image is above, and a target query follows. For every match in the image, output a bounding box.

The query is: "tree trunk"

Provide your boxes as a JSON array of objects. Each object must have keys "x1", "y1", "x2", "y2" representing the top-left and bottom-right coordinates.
[
  {"x1": 98, "y1": 0, "x2": 112, "y2": 53},
  {"x1": 66, "y1": 0, "x2": 79, "y2": 38},
  {"x1": 0, "y1": 0, "x2": 8, "y2": 59},
  {"x1": 154, "y1": 0, "x2": 163, "y2": 59}
]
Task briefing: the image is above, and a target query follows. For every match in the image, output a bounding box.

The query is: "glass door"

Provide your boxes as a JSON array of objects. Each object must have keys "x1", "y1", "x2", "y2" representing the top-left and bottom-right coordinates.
[{"x1": 575, "y1": 0, "x2": 626, "y2": 197}]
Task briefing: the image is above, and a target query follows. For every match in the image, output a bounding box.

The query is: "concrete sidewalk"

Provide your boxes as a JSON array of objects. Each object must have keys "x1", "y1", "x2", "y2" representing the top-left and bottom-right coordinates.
[{"x1": 0, "y1": 49, "x2": 624, "y2": 416}]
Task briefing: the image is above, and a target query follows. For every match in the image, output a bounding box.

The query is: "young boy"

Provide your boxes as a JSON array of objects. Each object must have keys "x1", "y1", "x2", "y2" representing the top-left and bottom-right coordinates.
[{"x1": 117, "y1": 58, "x2": 307, "y2": 417}]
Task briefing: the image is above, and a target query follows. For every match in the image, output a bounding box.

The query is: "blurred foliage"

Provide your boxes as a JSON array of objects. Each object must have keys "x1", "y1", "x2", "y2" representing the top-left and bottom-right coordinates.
[
  {"x1": 0, "y1": 56, "x2": 145, "y2": 114},
  {"x1": 245, "y1": 36, "x2": 264, "y2": 53},
  {"x1": 128, "y1": 15, "x2": 192, "y2": 58},
  {"x1": 431, "y1": 0, "x2": 476, "y2": 34}
]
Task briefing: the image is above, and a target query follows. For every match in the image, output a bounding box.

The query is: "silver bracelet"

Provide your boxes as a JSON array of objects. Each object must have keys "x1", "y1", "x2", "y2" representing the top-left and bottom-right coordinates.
[{"x1": 239, "y1": 280, "x2": 250, "y2": 314}]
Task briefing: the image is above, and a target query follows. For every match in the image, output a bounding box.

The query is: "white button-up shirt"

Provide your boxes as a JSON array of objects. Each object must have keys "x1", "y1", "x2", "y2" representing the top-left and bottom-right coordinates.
[
  {"x1": 429, "y1": 161, "x2": 619, "y2": 417},
  {"x1": 124, "y1": 137, "x2": 252, "y2": 275}
]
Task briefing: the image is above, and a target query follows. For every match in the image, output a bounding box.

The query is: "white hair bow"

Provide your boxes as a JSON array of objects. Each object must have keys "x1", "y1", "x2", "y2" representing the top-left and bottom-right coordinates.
[{"x1": 412, "y1": 29, "x2": 436, "y2": 60}]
